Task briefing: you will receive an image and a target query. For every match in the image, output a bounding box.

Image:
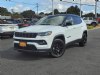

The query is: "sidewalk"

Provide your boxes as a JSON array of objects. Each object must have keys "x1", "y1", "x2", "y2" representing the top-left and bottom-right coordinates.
[{"x1": 89, "y1": 24, "x2": 100, "y2": 30}]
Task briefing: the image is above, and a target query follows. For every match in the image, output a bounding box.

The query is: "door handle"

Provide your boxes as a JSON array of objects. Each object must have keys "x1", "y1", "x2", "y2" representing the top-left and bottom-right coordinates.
[
  {"x1": 67, "y1": 36, "x2": 71, "y2": 38},
  {"x1": 73, "y1": 27, "x2": 76, "y2": 29}
]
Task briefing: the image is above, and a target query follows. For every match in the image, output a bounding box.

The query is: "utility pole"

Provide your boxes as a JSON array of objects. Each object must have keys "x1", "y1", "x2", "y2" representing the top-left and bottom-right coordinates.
[
  {"x1": 60, "y1": 0, "x2": 82, "y2": 17},
  {"x1": 11, "y1": 9, "x2": 14, "y2": 14},
  {"x1": 36, "y1": 3, "x2": 38, "y2": 15},
  {"x1": 6, "y1": 0, "x2": 11, "y2": 1},
  {"x1": 95, "y1": 0, "x2": 98, "y2": 18},
  {"x1": 73, "y1": 0, "x2": 82, "y2": 17},
  {"x1": 52, "y1": 0, "x2": 54, "y2": 15},
  {"x1": 5, "y1": 0, "x2": 11, "y2": 16},
  {"x1": 80, "y1": 0, "x2": 82, "y2": 17}
]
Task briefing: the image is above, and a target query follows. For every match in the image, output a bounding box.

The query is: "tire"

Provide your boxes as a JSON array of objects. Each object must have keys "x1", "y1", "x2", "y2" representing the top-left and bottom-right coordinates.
[
  {"x1": 50, "y1": 39, "x2": 65, "y2": 58},
  {"x1": 0, "y1": 34, "x2": 3, "y2": 39},
  {"x1": 91, "y1": 22, "x2": 97, "y2": 27},
  {"x1": 79, "y1": 33, "x2": 87, "y2": 47},
  {"x1": 0, "y1": 36, "x2": 3, "y2": 40}
]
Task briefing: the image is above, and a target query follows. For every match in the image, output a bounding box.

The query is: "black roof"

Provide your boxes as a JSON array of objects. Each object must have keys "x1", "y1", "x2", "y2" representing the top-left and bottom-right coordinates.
[{"x1": 48, "y1": 14, "x2": 81, "y2": 18}]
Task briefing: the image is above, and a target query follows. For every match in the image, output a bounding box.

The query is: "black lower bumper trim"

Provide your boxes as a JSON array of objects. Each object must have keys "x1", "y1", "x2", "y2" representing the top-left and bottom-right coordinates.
[
  {"x1": 14, "y1": 48, "x2": 51, "y2": 53},
  {"x1": 14, "y1": 43, "x2": 51, "y2": 52}
]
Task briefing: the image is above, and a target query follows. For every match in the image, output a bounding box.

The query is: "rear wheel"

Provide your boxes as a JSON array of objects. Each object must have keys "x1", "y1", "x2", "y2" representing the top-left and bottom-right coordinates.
[
  {"x1": 79, "y1": 33, "x2": 87, "y2": 47},
  {"x1": 0, "y1": 35, "x2": 3, "y2": 39},
  {"x1": 91, "y1": 22, "x2": 97, "y2": 27},
  {"x1": 50, "y1": 39, "x2": 65, "y2": 58}
]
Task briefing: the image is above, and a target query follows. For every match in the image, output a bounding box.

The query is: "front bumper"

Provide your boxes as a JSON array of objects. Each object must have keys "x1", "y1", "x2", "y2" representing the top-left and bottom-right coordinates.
[{"x1": 13, "y1": 34, "x2": 54, "y2": 52}]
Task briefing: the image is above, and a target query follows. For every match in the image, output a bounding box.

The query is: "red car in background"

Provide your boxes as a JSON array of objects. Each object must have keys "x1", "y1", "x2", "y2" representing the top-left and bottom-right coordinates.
[
  {"x1": 96, "y1": 17, "x2": 100, "y2": 23},
  {"x1": 2, "y1": 19, "x2": 31, "y2": 28},
  {"x1": 18, "y1": 20, "x2": 31, "y2": 28},
  {"x1": 18, "y1": 18, "x2": 38, "y2": 28}
]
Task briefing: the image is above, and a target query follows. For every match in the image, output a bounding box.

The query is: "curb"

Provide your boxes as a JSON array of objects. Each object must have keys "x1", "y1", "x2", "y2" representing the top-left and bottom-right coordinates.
[{"x1": 88, "y1": 27, "x2": 100, "y2": 31}]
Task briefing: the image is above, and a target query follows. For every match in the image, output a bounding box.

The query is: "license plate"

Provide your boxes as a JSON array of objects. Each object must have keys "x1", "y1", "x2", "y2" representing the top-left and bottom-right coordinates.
[{"x1": 19, "y1": 42, "x2": 26, "y2": 47}]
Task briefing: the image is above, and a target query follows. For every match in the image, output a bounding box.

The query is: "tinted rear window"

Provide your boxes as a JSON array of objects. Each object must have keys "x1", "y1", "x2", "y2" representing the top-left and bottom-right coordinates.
[{"x1": 73, "y1": 16, "x2": 82, "y2": 25}]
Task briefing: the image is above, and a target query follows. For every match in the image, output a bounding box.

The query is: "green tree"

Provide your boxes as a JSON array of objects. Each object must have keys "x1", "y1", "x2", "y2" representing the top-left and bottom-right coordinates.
[
  {"x1": 0, "y1": 7, "x2": 11, "y2": 16},
  {"x1": 21, "y1": 10, "x2": 35, "y2": 18},
  {"x1": 54, "y1": 9, "x2": 59, "y2": 14},
  {"x1": 66, "y1": 5, "x2": 82, "y2": 16},
  {"x1": 39, "y1": 12, "x2": 44, "y2": 15},
  {"x1": 12, "y1": 13, "x2": 23, "y2": 19},
  {"x1": 83, "y1": 13, "x2": 95, "y2": 17}
]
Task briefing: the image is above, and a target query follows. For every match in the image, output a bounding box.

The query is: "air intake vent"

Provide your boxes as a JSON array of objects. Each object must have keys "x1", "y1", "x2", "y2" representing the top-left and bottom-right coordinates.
[{"x1": 15, "y1": 32, "x2": 37, "y2": 38}]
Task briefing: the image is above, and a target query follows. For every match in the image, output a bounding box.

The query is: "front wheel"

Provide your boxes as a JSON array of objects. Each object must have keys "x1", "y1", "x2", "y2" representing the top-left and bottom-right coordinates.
[
  {"x1": 79, "y1": 33, "x2": 87, "y2": 47},
  {"x1": 50, "y1": 39, "x2": 65, "y2": 58}
]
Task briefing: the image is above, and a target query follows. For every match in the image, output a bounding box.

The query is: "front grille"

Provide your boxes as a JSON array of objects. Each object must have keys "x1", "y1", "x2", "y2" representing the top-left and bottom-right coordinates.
[
  {"x1": 14, "y1": 43, "x2": 37, "y2": 50},
  {"x1": 15, "y1": 32, "x2": 37, "y2": 38}
]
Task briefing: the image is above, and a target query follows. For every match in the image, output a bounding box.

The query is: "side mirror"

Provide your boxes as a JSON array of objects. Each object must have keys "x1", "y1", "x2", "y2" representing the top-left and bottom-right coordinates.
[{"x1": 64, "y1": 20, "x2": 72, "y2": 26}]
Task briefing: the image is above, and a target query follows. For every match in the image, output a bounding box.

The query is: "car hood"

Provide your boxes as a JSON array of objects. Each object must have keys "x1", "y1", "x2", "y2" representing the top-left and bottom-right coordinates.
[
  {"x1": 16, "y1": 25, "x2": 62, "y2": 33},
  {"x1": 0, "y1": 24, "x2": 17, "y2": 26}
]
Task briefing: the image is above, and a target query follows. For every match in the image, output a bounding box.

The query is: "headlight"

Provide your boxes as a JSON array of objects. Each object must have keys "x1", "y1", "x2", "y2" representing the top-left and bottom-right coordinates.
[{"x1": 38, "y1": 31, "x2": 52, "y2": 36}]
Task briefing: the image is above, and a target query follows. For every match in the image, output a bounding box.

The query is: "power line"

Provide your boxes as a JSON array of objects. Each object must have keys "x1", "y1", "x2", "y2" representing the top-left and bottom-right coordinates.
[
  {"x1": 6, "y1": 0, "x2": 36, "y2": 5},
  {"x1": 36, "y1": 3, "x2": 39, "y2": 14},
  {"x1": 61, "y1": 1, "x2": 95, "y2": 6},
  {"x1": 5, "y1": 0, "x2": 40, "y2": 14},
  {"x1": 5, "y1": 0, "x2": 100, "y2": 15},
  {"x1": 59, "y1": 0, "x2": 100, "y2": 8}
]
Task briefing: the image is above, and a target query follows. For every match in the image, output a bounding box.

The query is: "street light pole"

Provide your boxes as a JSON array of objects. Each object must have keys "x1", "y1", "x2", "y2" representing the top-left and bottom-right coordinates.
[
  {"x1": 6, "y1": 0, "x2": 11, "y2": 1},
  {"x1": 36, "y1": 3, "x2": 39, "y2": 15},
  {"x1": 95, "y1": 0, "x2": 98, "y2": 18},
  {"x1": 80, "y1": 0, "x2": 82, "y2": 17},
  {"x1": 52, "y1": 0, "x2": 54, "y2": 15}
]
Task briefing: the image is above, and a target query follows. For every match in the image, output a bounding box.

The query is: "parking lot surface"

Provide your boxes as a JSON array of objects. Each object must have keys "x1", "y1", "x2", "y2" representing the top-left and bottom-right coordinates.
[{"x1": 0, "y1": 29, "x2": 100, "y2": 75}]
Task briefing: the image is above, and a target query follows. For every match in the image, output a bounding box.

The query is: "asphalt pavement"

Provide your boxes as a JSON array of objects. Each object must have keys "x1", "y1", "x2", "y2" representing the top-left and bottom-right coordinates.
[{"x1": 0, "y1": 29, "x2": 100, "y2": 75}]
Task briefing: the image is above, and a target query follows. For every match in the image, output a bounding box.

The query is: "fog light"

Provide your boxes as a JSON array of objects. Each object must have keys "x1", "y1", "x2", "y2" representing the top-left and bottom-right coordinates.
[{"x1": 38, "y1": 40, "x2": 47, "y2": 45}]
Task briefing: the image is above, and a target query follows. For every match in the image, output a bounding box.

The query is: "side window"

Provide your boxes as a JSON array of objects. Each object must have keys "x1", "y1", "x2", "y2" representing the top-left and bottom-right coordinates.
[
  {"x1": 73, "y1": 16, "x2": 82, "y2": 25},
  {"x1": 65, "y1": 16, "x2": 74, "y2": 26},
  {"x1": 83, "y1": 17, "x2": 87, "y2": 20},
  {"x1": 89, "y1": 17, "x2": 93, "y2": 20}
]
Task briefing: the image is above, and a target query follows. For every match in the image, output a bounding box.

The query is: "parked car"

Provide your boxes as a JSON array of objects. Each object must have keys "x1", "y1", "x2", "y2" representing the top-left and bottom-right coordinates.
[
  {"x1": 14, "y1": 14, "x2": 87, "y2": 58},
  {"x1": 18, "y1": 19, "x2": 39, "y2": 28},
  {"x1": 0, "y1": 19, "x2": 18, "y2": 38},
  {"x1": 31, "y1": 18, "x2": 39, "y2": 25},
  {"x1": 18, "y1": 21, "x2": 30, "y2": 28},
  {"x1": 4, "y1": 19, "x2": 32, "y2": 28},
  {"x1": 83, "y1": 17, "x2": 98, "y2": 27},
  {"x1": 5, "y1": 19, "x2": 22, "y2": 24},
  {"x1": 4, "y1": 19, "x2": 27, "y2": 28}
]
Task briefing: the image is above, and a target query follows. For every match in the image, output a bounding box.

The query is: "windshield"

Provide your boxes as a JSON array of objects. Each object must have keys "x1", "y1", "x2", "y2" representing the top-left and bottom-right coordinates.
[{"x1": 35, "y1": 16, "x2": 65, "y2": 26}]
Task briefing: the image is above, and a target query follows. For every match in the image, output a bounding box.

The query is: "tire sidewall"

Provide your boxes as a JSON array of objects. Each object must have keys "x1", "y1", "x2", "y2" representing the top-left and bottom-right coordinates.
[
  {"x1": 79, "y1": 33, "x2": 87, "y2": 47},
  {"x1": 50, "y1": 39, "x2": 65, "y2": 58},
  {"x1": 91, "y1": 22, "x2": 97, "y2": 27}
]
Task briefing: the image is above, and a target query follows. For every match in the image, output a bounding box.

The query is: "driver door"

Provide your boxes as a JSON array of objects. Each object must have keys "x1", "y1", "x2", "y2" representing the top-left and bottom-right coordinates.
[{"x1": 64, "y1": 16, "x2": 75, "y2": 43}]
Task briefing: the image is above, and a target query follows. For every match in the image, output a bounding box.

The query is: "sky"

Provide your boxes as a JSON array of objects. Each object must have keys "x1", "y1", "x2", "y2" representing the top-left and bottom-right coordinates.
[{"x1": 0, "y1": 0, "x2": 100, "y2": 14}]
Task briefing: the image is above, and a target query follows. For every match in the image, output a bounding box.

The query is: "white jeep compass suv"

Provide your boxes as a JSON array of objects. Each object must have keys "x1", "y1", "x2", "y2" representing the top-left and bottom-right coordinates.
[{"x1": 14, "y1": 14, "x2": 87, "y2": 58}]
